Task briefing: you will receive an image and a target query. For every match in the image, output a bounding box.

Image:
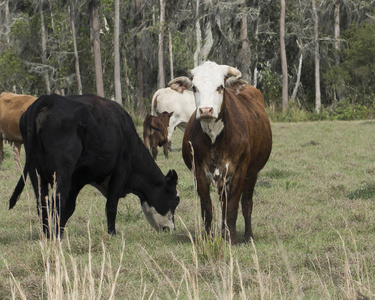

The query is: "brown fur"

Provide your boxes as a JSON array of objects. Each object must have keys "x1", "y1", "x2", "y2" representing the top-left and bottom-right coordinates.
[
  {"x1": 143, "y1": 111, "x2": 173, "y2": 160},
  {"x1": 0, "y1": 92, "x2": 37, "y2": 164},
  {"x1": 182, "y1": 83, "x2": 272, "y2": 244}
]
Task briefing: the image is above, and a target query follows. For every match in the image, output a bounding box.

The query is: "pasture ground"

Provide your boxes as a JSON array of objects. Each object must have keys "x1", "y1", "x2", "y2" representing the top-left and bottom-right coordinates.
[{"x1": 0, "y1": 120, "x2": 374, "y2": 299}]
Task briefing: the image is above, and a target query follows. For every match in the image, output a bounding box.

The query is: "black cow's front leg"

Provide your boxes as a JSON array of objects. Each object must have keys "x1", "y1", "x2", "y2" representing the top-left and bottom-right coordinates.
[{"x1": 106, "y1": 196, "x2": 119, "y2": 235}]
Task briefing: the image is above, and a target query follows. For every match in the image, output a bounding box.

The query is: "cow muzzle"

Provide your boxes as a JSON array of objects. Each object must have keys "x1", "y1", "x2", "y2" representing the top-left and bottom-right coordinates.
[{"x1": 198, "y1": 107, "x2": 214, "y2": 119}]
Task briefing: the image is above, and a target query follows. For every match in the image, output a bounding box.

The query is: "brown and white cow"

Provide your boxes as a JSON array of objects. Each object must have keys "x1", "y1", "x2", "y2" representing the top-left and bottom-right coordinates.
[
  {"x1": 170, "y1": 61, "x2": 272, "y2": 243},
  {"x1": 0, "y1": 92, "x2": 37, "y2": 163},
  {"x1": 143, "y1": 111, "x2": 173, "y2": 160},
  {"x1": 151, "y1": 87, "x2": 196, "y2": 150}
]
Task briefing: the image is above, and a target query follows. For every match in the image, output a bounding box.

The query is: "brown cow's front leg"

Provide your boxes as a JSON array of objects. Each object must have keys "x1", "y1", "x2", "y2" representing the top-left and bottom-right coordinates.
[
  {"x1": 151, "y1": 136, "x2": 158, "y2": 160},
  {"x1": 221, "y1": 190, "x2": 240, "y2": 244},
  {"x1": 162, "y1": 141, "x2": 169, "y2": 159},
  {"x1": 241, "y1": 173, "x2": 258, "y2": 242},
  {"x1": 196, "y1": 170, "x2": 212, "y2": 235}
]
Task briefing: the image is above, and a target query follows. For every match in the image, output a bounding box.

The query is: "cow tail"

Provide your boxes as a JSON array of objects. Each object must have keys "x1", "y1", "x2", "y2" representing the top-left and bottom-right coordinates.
[
  {"x1": 9, "y1": 168, "x2": 27, "y2": 209},
  {"x1": 9, "y1": 95, "x2": 45, "y2": 209}
]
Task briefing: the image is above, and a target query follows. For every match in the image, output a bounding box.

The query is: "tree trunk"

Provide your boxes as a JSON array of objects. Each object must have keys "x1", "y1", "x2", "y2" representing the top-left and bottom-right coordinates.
[
  {"x1": 69, "y1": 1, "x2": 82, "y2": 95},
  {"x1": 114, "y1": 0, "x2": 122, "y2": 104},
  {"x1": 158, "y1": 0, "x2": 165, "y2": 89},
  {"x1": 312, "y1": 0, "x2": 321, "y2": 113},
  {"x1": 122, "y1": 36, "x2": 131, "y2": 112},
  {"x1": 40, "y1": 3, "x2": 51, "y2": 94},
  {"x1": 168, "y1": 27, "x2": 174, "y2": 81},
  {"x1": 280, "y1": 0, "x2": 288, "y2": 112},
  {"x1": 135, "y1": 0, "x2": 145, "y2": 114},
  {"x1": 193, "y1": 0, "x2": 201, "y2": 68},
  {"x1": 253, "y1": 6, "x2": 260, "y2": 88},
  {"x1": 240, "y1": 11, "x2": 251, "y2": 83},
  {"x1": 90, "y1": 0, "x2": 104, "y2": 97},
  {"x1": 334, "y1": 0, "x2": 343, "y2": 101},
  {"x1": 199, "y1": 19, "x2": 213, "y2": 64},
  {"x1": 291, "y1": 53, "x2": 303, "y2": 102},
  {"x1": 334, "y1": 0, "x2": 340, "y2": 65},
  {"x1": 3, "y1": 0, "x2": 10, "y2": 44}
]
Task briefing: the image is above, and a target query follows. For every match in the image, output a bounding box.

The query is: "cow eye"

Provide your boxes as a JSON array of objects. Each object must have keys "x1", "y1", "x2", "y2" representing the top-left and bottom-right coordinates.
[
  {"x1": 217, "y1": 85, "x2": 224, "y2": 93},
  {"x1": 192, "y1": 86, "x2": 197, "y2": 93}
]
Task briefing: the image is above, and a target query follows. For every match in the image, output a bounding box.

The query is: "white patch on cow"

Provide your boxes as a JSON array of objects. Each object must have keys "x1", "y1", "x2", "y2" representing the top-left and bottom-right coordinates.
[
  {"x1": 151, "y1": 87, "x2": 196, "y2": 147},
  {"x1": 200, "y1": 118, "x2": 224, "y2": 144},
  {"x1": 141, "y1": 202, "x2": 174, "y2": 231},
  {"x1": 191, "y1": 62, "x2": 228, "y2": 120}
]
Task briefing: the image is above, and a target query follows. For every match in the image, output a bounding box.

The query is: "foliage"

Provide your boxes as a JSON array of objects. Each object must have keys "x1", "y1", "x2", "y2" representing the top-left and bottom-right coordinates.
[
  {"x1": 1, "y1": 0, "x2": 375, "y2": 118},
  {"x1": 330, "y1": 100, "x2": 372, "y2": 120}
]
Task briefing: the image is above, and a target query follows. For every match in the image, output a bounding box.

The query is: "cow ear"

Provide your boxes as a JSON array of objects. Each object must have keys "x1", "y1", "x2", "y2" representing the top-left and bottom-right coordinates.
[
  {"x1": 169, "y1": 77, "x2": 192, "y2": 93},
  {"x1": 166, "y1": 169, "x2": 178, "y2": 185},
  {"x1": 225, "y1": 78, "x2": 248, "y2": 94},
  {"x1": 169, "y1": 111, "x2": 174, "y2": 118}
]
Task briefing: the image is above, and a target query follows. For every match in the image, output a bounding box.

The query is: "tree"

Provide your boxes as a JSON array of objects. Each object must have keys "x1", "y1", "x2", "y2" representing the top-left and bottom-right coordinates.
[
  {"x1": 312, "y1": 0, "x2": 321, "y2": 113},
  {"x1": 280, "y1": 0, "x2": 288, "y2": 111},
  {"x1": 134, "y1": 0, "x2": 145, "y2": 113},
  {"x1": 40, "y1": 1, "x2": 51, "y2": 94},
  {"x1": 114, "y1": 0, "x2": 122, "y2": 104},
  {"x1": 157, "y1": 0, "x2": 165, "y2": 89},
  {"x1": 68, "y1": 0, "x2": 82, "y2": 95},
  {"x1": 90, "y1": 0, "x2": 104, "y2": 97}
]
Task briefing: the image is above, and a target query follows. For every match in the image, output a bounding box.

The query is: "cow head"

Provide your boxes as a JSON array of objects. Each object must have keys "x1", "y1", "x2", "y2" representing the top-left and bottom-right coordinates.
[
  {"x1": 141, "y1": 169, "x2": 179, "y2": 232},
  {"x1": 169, "y1": 61, "x2": 242, "y2": 120}
]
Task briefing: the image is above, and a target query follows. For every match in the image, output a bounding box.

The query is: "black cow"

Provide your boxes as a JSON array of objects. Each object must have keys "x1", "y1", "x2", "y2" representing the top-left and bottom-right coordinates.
[{"x1": 9, "y1": 94, "x2": 180, "y2": 237}]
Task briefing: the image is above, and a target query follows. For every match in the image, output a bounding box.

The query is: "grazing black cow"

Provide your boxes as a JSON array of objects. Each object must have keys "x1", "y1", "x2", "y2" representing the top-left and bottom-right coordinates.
[{"x1": 9, "y1": 94, "x2": 180, "y2": 237}]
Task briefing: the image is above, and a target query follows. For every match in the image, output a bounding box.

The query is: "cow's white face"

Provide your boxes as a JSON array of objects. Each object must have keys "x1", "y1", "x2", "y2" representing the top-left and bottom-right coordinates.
[
  {"x1": 141, "y1": 202, "x2": 174, "y2": 231},
  {"x1": 190, "y1": 62, "x2": 229, "y2": 120},
  {"x1": 169, "y1": 61, "x2": 242, "y2": 144}
]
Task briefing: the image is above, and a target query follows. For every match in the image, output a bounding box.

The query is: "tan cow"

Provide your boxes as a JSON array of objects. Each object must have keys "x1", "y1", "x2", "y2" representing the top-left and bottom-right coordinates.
[{"x1": 0, "y1": 92, "x2": 37, "y2": 163}]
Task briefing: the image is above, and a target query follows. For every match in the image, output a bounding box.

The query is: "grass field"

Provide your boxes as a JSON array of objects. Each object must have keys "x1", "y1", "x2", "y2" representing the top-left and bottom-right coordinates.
[{"x1": 0, "y1": 120, "x2": 374, "y2": 299}]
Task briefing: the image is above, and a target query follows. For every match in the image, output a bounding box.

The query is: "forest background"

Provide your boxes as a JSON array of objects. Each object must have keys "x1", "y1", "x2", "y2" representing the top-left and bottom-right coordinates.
[{"x1": 0, "y1": 0, "x2": 375, "y2": 122}]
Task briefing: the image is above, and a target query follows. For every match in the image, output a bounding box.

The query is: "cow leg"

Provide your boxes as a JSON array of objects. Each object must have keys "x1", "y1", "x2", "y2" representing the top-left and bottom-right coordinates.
[
  {"x1": 241, "y1": 173, "x2": 258, "y2": 242},
  {"x1": 221, "y1": 190, "x2": 241, "y2": 244},
  {"x1": 196, "y1": 170, "x2": 212, "y2": 235},
  {"x1": 106, "y1": 196, "x2": 120, "y2": 234},
  {"x1": 162, "y1": 142, "x2": 169, "y2": 159},
  {"x1": 29, "y1": 169, "x2": 50, "y2": 237},
  {"x1": 151, "y1": 137, "x2": 158, "y2": 160},
  {"x1": 105, "y1": 179, "x2": 122, "y2": 234},
  {"x1": 58, "y1": 186, "x2": 82, "y2": 236},
  {"x1": 167, "y1": 122, "x2": 177, "y2": 151},
  {"x1": 0, "y1": 137, "x2": 3, "y2": 165}
]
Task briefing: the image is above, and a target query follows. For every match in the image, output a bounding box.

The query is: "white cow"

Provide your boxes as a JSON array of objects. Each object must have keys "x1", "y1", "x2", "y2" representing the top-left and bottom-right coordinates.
[{"x1": 151, "y1": 87, "x2": 195, "y2": 149}]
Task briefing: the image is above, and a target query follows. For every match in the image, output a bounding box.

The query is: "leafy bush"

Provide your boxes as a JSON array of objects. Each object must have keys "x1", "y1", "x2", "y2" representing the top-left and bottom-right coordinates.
[{"x1": 331, "y1": 100, "x2": 371, "y2": 120}]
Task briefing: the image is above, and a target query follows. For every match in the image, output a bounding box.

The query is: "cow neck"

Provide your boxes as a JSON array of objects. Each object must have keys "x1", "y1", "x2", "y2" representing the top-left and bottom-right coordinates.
[
  {"x1": 128, "y1": 143, "x2": 165, "y2": 206},
  {"x1": 200, "y1": 93, "x2": 226, "y2": 145}
]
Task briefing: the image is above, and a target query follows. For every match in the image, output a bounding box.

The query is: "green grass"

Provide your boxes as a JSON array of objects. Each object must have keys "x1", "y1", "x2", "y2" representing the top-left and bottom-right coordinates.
[{"x1": 0, "y1": 120, "x2": 375, "y2": 299}]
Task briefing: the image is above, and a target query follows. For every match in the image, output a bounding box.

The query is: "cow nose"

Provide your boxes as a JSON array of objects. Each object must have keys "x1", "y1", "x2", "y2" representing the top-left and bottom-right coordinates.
[{"x1": 199, "y1": 107, "x2": 214, "y2": 119}]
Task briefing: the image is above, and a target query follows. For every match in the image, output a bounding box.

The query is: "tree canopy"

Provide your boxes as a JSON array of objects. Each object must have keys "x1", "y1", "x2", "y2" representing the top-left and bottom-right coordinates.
[{"x1": 0, "y1": 0, "x2": 374, "y2": 118}]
